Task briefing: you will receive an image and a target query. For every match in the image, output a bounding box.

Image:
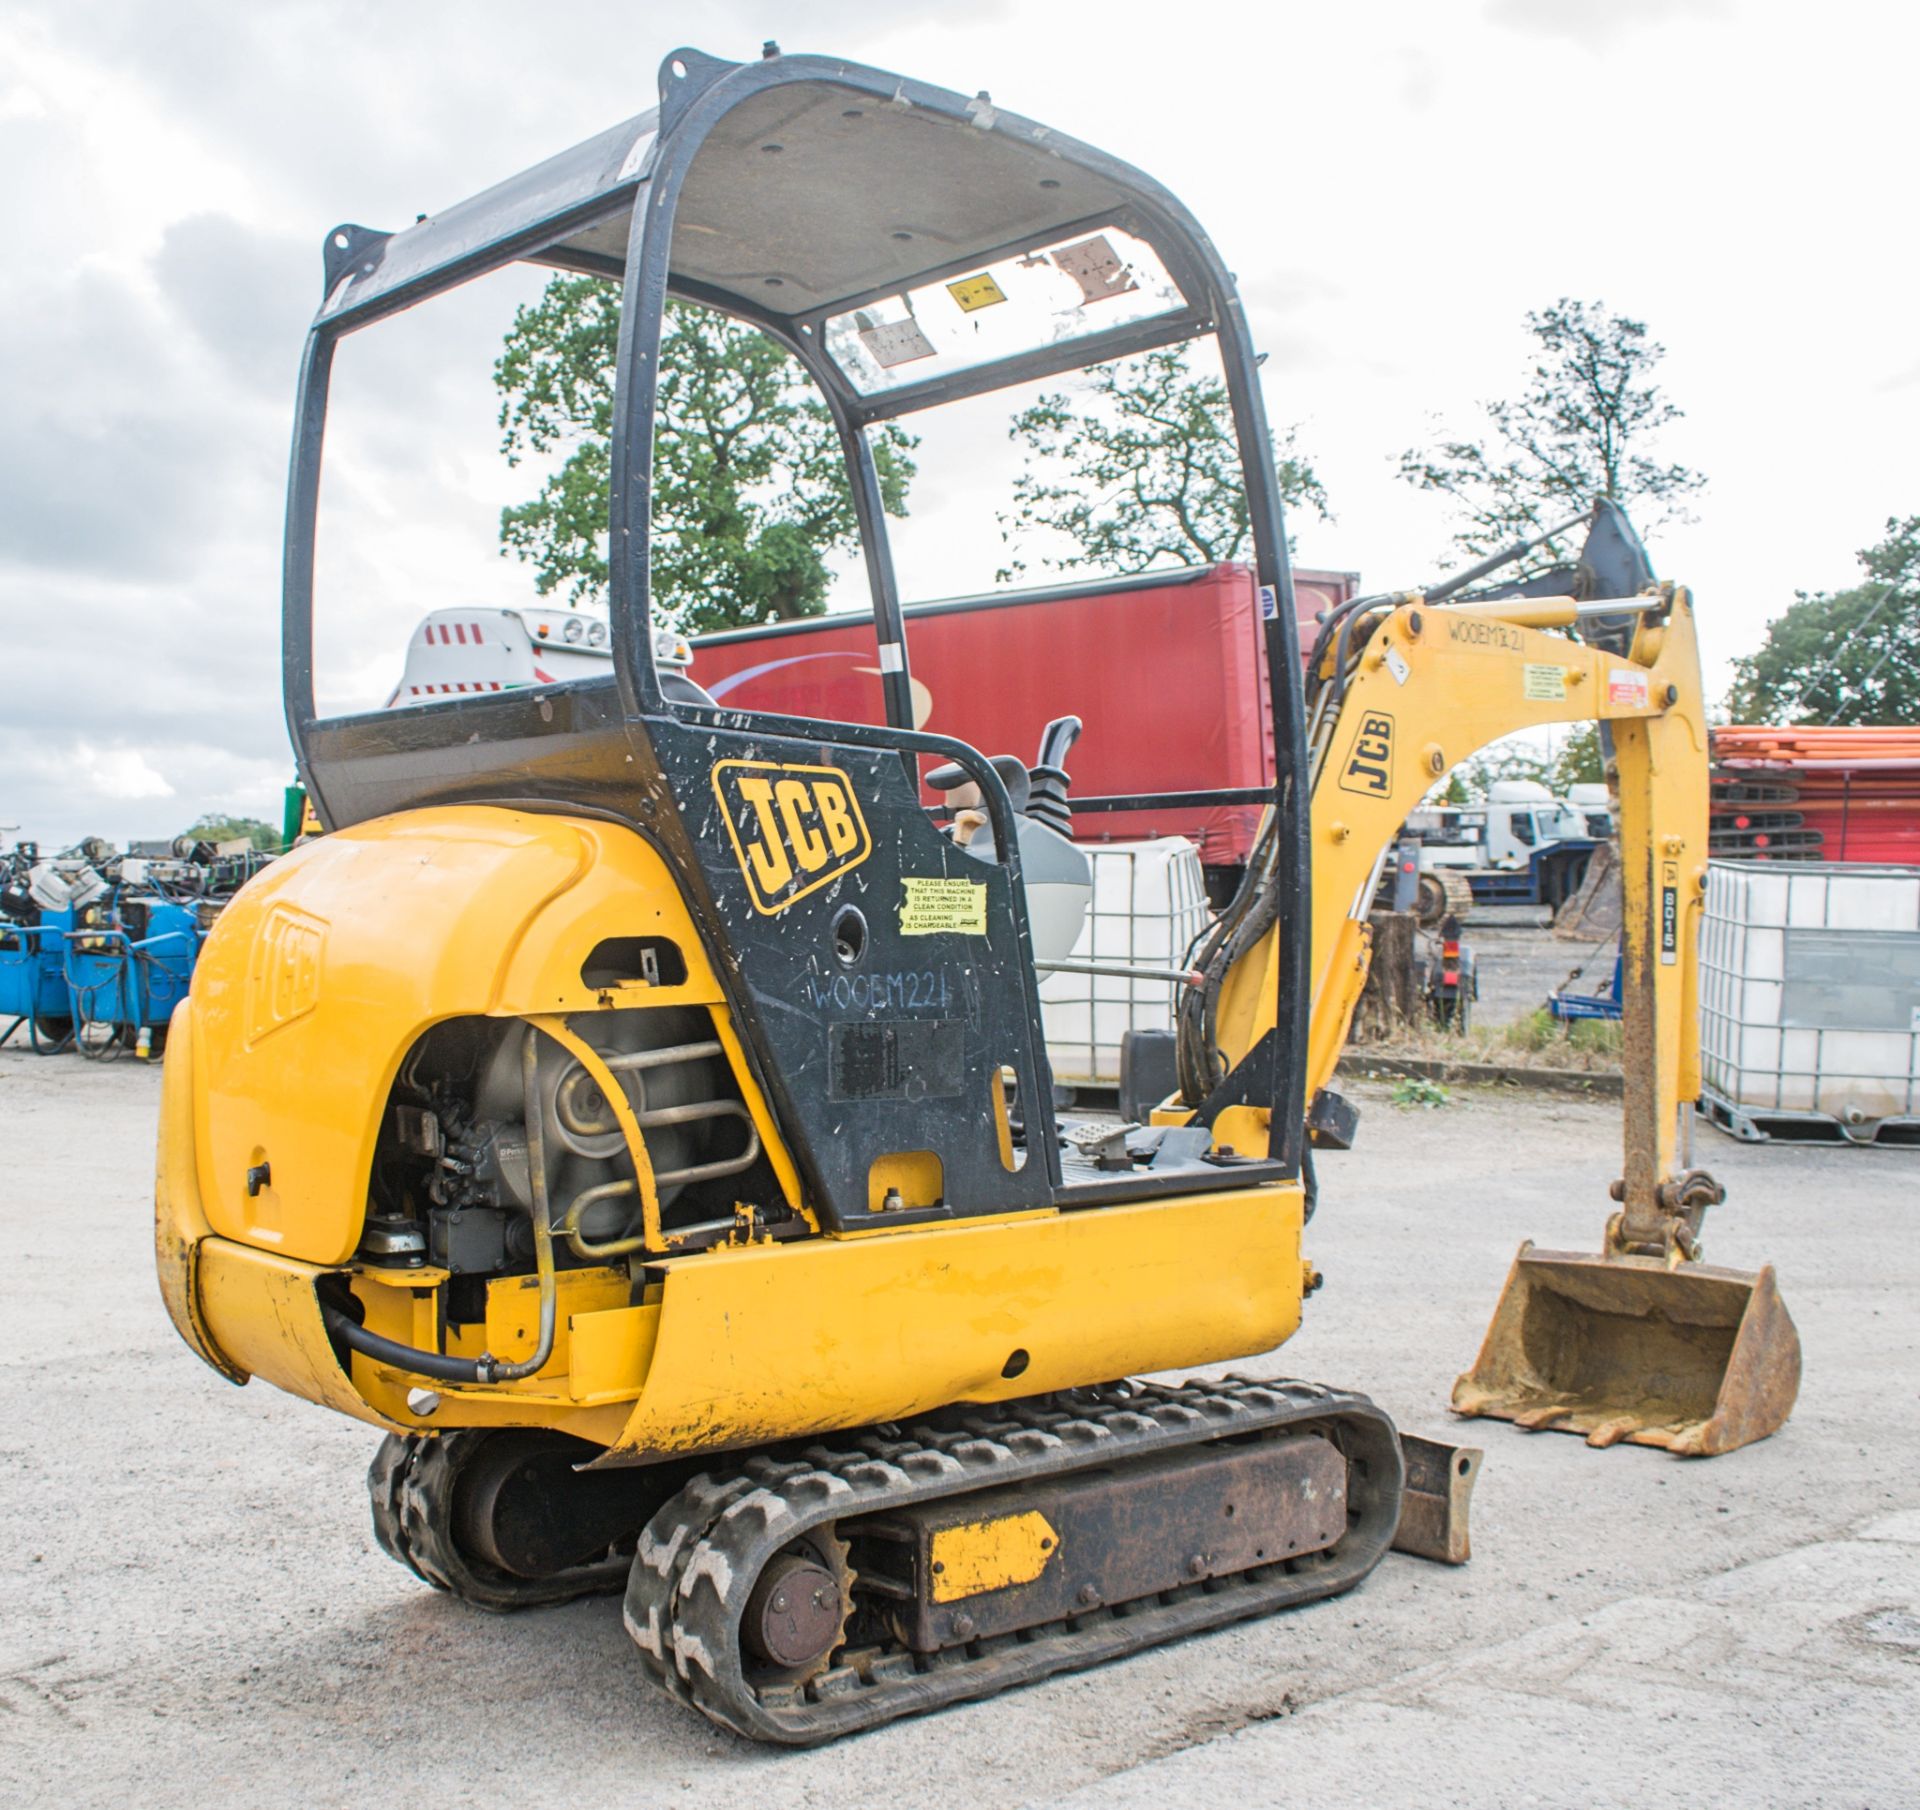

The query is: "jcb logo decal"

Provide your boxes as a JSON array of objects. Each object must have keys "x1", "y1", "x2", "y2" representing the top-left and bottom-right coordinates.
[
  {"x1": 245, "y1": 904, "x2": 325, "y2": 1047},
  {"x1": 1338, "y1": 710, "x2": 1395, "y2": 798},
  {"x1": 712, "y1": 759, "x2": 872, "y2": 914}
]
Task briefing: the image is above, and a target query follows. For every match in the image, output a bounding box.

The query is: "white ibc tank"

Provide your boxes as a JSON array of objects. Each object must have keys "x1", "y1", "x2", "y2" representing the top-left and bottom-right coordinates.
[
  {"x1": 1700, "y1": 860, "x2": 1920, "y2": 1131},
  {"x1": 1038, "y1": 838, "x2": 1211, "y2": 1087}
]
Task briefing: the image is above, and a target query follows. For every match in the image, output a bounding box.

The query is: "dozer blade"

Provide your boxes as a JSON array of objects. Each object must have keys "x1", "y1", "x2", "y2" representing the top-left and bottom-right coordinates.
[{"x1": 1451, "y1": 1241, "x2": 1801, "y2": 1457}]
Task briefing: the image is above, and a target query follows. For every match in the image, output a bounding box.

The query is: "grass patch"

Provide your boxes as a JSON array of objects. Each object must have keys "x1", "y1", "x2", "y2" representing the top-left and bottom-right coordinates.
[
  {"x1": 1499, "y1": 1007, "x2": 1623, "y2": 1061},
  {"x1": 1352, "y1": 1008, "x2": 1622, "y2": 1074}
]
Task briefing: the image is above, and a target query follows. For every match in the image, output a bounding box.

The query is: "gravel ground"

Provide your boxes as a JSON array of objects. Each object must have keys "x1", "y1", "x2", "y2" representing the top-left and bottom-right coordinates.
[
  {"x1": 1462, "y1": 921, "x2": 1618, "y2": 1032},
  {"x1": 1, "y1": 1045, "x2": 1914, "y2": 1808}
]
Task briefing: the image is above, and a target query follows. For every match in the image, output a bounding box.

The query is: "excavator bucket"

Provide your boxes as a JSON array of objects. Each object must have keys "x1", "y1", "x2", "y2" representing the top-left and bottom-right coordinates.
[{"x1": 1451, "y1": 1242, "x2": 1801, "y2": 1457}]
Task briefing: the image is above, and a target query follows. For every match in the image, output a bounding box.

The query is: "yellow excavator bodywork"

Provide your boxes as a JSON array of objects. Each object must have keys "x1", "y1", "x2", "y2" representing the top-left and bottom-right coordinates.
[
  {"x1": 159, "y1": 809, "x2": 1307, "y2": 1455},
  {"x1": 150, "y1": 47, "x2": 1797, "y2": 1742}
]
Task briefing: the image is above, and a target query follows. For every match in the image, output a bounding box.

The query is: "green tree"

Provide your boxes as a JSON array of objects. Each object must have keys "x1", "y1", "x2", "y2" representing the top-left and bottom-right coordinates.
[
  {"x1": 1440, "y1": 724, "x2": 1603, "y2": 803},
  {"x1": 1550, "y1": 723, "x2": 1605, "y2": 791},
  {"x1": 1725, "y1": 517, "x2": 1920, "y2": 725},
  {"x1": 495, "y1": 278, "x2": 916, "y2": 632},
  {"x1": 1398, "y1": 299, "x2": 1705, "y2": 572},
  {"x1": 995, "y1": 343, "x2": 1329, "y2": 580},
  {"x1": 184, "y1": 814, "x2": 280, "y2": 851}
]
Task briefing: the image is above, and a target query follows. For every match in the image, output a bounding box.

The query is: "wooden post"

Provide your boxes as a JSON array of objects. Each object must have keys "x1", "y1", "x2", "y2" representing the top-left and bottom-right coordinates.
[{"x1": 1354, "y1": 909, "x2": 1419, "y2": 1042}]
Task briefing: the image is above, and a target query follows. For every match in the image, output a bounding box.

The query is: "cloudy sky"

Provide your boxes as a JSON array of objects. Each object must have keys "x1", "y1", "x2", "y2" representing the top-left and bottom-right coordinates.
[{"x1": 1, "y1": 0, "x2": 1912, "y2": 847}]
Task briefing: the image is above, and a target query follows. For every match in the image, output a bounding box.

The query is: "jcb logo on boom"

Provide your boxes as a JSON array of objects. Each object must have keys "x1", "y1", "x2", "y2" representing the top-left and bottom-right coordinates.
[
  {"x1": 713, "y1": 759, "x2": 872, "y2": 915},
  {"x1": 1337, "y1": 710, "x2": 1395, "y2": 798}
]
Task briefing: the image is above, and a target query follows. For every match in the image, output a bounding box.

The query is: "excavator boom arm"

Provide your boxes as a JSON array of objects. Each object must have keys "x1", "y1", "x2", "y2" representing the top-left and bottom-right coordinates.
[
  {"x1": 1199, "y1": 579, "x2": 1800, "y2": 1457},
  {"x1": 1213, "y1": 584, "x2": 1710, "y2": 1230}
]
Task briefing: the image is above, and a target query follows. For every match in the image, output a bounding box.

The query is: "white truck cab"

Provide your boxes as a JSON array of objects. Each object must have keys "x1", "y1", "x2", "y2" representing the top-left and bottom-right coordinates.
[
  {"x1": 1567, "y1": 782, "x2": 1614, "y2": 837},
  {"x1": 1410, "y1": 780, "x2": 1588, "y2": 874}
]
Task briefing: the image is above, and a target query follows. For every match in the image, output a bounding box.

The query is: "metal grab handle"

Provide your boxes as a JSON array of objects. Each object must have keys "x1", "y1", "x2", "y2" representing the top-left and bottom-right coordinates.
[{"x1": 1035, "y1": 957, "x2": 1204, "y2": 988}]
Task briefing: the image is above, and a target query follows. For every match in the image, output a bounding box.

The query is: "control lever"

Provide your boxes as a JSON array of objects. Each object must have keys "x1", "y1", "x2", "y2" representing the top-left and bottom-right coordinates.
[{"x1": 1026, "y1": 715, "x2": 1082, "y2": 839}]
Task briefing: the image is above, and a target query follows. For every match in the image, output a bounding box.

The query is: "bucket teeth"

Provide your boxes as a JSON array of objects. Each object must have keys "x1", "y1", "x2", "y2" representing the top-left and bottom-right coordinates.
[{"x1": 1453, "y1": 1245, "x2": 1802, "y2": 1458}]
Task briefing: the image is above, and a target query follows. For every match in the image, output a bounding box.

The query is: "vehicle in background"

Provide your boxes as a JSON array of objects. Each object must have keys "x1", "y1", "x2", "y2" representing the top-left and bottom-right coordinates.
[
  {"x1": 1401, "y1": 778, "x2": 1601, "y2": 919},
  {"x1": 1568, "y1": 782, "x2": 1613, "y2": 837},
  {"x1": 391, "y1": 604, "x2": 623, "y2": 702},
  {"x1": 388, "y1": 609, "x2": 705, "y2": 709}
]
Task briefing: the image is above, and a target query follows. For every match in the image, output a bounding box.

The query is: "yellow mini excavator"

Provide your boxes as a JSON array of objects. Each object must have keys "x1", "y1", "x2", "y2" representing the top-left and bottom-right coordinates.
[{"x1": 155, "y1": 47, "x2": 1799, "y2": 1744}]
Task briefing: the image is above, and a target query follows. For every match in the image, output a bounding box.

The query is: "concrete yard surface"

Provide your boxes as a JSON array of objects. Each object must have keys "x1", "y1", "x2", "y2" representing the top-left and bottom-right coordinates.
[{"x1": 0, "y1": 1046, "x2": 1914, "y2": 1808}]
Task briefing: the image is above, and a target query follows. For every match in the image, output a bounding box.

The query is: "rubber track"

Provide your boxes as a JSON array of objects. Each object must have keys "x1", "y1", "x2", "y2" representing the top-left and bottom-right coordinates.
[
  {"x1": 367, "y1": 1431, "x2": 629, "y2": 1613},
  {"x1": 622, "y1": 1376, "x2": 1403, "y2": 1745}
]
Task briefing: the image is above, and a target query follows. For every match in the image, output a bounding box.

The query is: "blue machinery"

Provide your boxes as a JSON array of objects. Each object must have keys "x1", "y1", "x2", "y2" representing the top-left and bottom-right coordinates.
[
  {"x1": 2, "y1": 846, "x2": 267, "y2": 1057},
  {"x1": 0, "y1": 906, "x2": 77, "y2": 1052}
]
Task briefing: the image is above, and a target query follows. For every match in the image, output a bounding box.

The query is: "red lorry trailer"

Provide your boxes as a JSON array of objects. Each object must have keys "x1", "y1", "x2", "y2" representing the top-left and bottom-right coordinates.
[{"x1": 690, "y1": 562, "x2": 1359, "y2": 893}]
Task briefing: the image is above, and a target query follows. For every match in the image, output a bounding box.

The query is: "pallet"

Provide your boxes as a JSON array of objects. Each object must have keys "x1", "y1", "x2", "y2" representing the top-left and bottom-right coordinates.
[{"x1": 1699, "y1": 1088, "x2": 1920, "y2": 1147}]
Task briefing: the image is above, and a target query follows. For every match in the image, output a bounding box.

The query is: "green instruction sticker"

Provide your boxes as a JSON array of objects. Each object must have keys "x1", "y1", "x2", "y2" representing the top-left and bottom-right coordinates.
[{"x1": 900, "y1": 876, "x2": 987, "y2": 936}]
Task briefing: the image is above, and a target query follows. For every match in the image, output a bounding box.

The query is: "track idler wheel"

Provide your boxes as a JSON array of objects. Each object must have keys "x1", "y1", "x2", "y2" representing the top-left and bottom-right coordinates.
[
  {"x1": 369, "y1": 1428, "x2": 698, "y2": 1612},
  {"x1": 742, "y1": 1531, "x2": 855, "y2": 1686}
]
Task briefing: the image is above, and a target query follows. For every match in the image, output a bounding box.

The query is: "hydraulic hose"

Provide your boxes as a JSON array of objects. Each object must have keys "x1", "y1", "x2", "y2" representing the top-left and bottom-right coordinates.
[
  {"x1": 322, "y1": 1023, "x2": 559, "y2": 1388},
  {"x1": 321, "y1": 1302, "x2": 496, "y2": 1385}
]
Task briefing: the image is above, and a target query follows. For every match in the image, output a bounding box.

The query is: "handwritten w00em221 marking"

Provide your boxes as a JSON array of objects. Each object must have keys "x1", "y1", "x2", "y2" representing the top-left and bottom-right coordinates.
[
  {"x1": 1447, "y1": 618, "x2": 1526, "y2": 652},
  {"x1": 711, "y1": 759, "x2": 872, "y2": 914},
  {"x1": 800, "y1": 970, "x2": 953, "y2": 1012}
]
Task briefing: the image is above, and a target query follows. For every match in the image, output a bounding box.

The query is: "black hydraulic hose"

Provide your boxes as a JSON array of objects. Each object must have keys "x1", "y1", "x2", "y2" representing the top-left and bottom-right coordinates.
[
  {"x1": 1422, "y1": 510, "x2": 1587, "y2": 604},
  {"x1": 321, "y1": 1300, "x2": 491, "y2": 1385},
  {"x1": 1305, "y1": 508, "x2": 1591, "y2": 715}
]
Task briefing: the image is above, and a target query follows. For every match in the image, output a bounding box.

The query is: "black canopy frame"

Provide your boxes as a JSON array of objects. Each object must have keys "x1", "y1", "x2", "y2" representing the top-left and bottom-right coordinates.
[{"x1": 280, "y1": 46, "x2": 1312, "y2": 1180}]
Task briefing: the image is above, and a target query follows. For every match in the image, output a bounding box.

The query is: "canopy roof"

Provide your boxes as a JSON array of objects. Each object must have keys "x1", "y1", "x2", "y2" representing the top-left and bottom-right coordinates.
[{"x1": 311, "y1": 49, "x2": 1216, "y2": 419}]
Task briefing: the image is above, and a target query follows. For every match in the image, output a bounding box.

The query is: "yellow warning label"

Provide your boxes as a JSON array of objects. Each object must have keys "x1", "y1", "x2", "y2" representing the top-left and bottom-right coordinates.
[
  {"x1": 1523, "y1": 663, "x2": 1568, "y2": 701},
  {"x1": 899, "y1": 876, "x2": 987, "y2": 936},
  {"x1": 929, "y1": 1510, "x2": 1060, "y2": 1601},
  {"x1": 946, "y1": 272, "x2": 1007, "y2": 312}
]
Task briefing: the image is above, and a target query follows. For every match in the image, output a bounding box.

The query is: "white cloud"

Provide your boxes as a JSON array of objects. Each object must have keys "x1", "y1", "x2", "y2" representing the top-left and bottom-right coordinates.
[
  {"x1": 1483, "y1": 0, "x2": 1730, "y2": 51},
  {"x1": 74, "y1": 743, "x2": 174, "y2": 800},
  {"x1": 0, "y1": 83, "x2": 48, "y2": 122}
]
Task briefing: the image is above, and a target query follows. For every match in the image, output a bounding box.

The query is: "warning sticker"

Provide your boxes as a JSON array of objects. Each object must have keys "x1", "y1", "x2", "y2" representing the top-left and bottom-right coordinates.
[
  {"x1": 858, "y1": 317, "x2": 936, "y2": 370},
  {"x1": 899, "y1": 876, "x2": 987, "y2": 937},
  {"x1": 1608, "y1": 667, "x2": 1651, "y2": 709},
  {"x1": 1052, "y1": 235, "x2": 1137, "y2": 304},
  {"x1": 1523, "y1": 663, "x2": 1567, "y2": 701},
  {"x1": 947, "y1": 272, "x2": 1007, "y2": 313},
  {"x1": 1385, "y1": 644, "x2": 1411, "y2": 687}
]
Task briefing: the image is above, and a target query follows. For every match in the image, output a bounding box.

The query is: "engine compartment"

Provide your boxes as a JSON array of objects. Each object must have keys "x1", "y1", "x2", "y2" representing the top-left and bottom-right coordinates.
[{"x1": 353, "y1": 1005, "x2": 799, "y2": 1331}]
